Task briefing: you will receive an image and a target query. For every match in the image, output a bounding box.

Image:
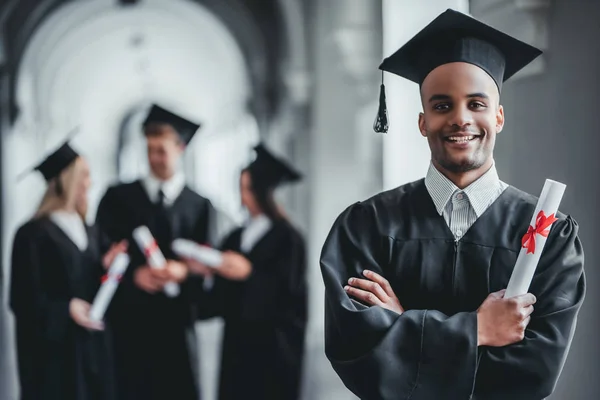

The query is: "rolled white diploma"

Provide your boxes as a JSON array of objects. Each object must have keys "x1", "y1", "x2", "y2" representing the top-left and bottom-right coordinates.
[
  {"x1": 504, "y1": 179, "x2": 566, "y2": 298},
  {"x1": 132, "y1": 226, "x2": 180, "y2": 298},
  {"x1": 89, "y1": 252, "x2": 130, "y2": 322},
  {"x1": 171, "y1": 239, "x2": 223, "y2": 268}
]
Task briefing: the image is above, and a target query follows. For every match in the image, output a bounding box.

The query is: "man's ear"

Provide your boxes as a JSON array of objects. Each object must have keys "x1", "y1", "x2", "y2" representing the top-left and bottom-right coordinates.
[
  {"x1": 496, "y1": 105, "x2": 505, "y2": 133},
  {"x1": 418, "y1": 113, "x2": 427, "y2": 137}
]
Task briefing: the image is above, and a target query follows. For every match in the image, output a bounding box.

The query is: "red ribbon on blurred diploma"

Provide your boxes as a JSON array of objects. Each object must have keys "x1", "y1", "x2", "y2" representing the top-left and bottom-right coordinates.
[
  {"x1": 101, "y1": 273, "x2": 122, "y2": 283},
  {"x1": 144, "y1": 240, "x2": 159, "y2": 258}
]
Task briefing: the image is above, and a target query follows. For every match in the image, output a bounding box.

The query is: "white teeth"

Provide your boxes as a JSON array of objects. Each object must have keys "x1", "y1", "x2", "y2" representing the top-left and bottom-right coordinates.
[{"x1": 447, "y1": 135, "x2": 475, "y2": 143}]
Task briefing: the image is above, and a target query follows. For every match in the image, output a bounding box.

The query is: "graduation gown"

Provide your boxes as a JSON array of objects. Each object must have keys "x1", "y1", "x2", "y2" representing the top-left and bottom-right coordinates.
[
  {"x1": 10, "y1": 217, "x2": 116, "y2": 400},
  {"x1": 320, "y1": 179, "x2": 585, "y2": 400},
  {"x1": 95, "y1": 180, "x2": 213, "y2": 400},
  {"x1": 205, "y1": 219, "x2": 307, "y2": 400}
]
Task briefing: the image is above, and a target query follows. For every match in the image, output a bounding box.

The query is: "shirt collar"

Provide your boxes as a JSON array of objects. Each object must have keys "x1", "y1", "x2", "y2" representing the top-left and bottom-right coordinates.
[
  {"x1": 240, "y1": 214, "x2": 272, "y2": 253},
  {"x1": 424, "y1": 162, "x2": 502, "y2": 218},
  {"x1": 50, "y1": 210, "x2": 88, "y2": 251},
  {"x1": 142, "y1": 172, "x2": 186, "y2": 205}
]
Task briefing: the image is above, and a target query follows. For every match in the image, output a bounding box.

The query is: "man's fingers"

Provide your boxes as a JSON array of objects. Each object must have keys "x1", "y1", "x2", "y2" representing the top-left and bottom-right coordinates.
[
  {"x1": 73, "y1": 308, "x2": 105, "y2": 331},
  {"x1": 144, "y1": 281, "x2": 162, "y2": 293},
  {"x1": 348, "y1": 277, "x2": 388, "y2": 303},
  {"x1": 521, "y1": 305, "x2": 535, "y2": 319},
  {"x1": 140, "y1": 276, "x2": 162, "y2": 293},
  {"x1": 151, "y1": 275, "x2": 169, "y2": 290},
  {"x1": 521, "y1": 315, "x2": 531, "y2": 331},
  {"x1": 150, "y1": 268, "x2": 171, "y2": 281},
  {"x1": 362, "y1": 270, "x2": 395, "y2": 298},
  {"x1": 514, "y1": 293, "x2": 537, "y2": 307},
  {"x1": 82, "y1": 319, "x2": 105, "y2": 331},
  {"x1": 344, "y1": 285, "x2": 383, "y2": 307}
]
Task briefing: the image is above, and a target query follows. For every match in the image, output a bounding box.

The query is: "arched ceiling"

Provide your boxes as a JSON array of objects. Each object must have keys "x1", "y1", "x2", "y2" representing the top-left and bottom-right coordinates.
[
  {"x1": 0, "y1": 0, "x2": 307, "y2": 125},
  {"x1": 15, "y1": 0, "x2": 250, "y2": 149}
]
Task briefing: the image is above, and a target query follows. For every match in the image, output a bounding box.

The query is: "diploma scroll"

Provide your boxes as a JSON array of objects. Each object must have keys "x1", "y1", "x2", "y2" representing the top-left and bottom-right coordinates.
[
  {"x1": 132, "y1": 226, "x2": 180, "y2": 298},
  {"x1": 171, "y1": 239, "x2": 223, "y2": 268},
  {"x1": 505, "y1": 179, "x2": 566, "y2": 298},
  {"x1": 89, "y1": 253, "x2": 130, "y2": 322}
]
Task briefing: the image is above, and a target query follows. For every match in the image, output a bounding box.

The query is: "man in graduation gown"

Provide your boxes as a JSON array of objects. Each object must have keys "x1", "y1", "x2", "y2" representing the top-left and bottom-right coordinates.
[
  {"x1": 95, "y1": 105, "x2": 215, "y2": 400},
  {"x1": 320, "y1": 9, "x2": 585, "y2": 400}
]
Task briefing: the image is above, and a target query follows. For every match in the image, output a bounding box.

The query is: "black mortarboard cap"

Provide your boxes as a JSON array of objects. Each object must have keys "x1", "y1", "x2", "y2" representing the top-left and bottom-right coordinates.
[
  {"x1": 142, "y1": 104, "x2": 201, "y2": 145},
  {"x1": 35, "y1": 142, "x2": 79, "y2": 182},
  {"x1": 373, "y1": 8, "x2": 542, "y2": 133},
  {"x1": 17, "y1": 127, "x2": 80, "y2": 182},
  {"x1": 246, "y1": 144, "x2": 302, "y2": 189}
]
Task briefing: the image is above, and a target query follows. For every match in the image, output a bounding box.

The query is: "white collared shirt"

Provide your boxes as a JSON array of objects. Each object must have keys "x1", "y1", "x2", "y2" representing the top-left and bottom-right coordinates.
[
  {"x1": 240, "y1": 214, "x2": 272, "y2": 253},
  {"x1": 50, "y1": 210, "x2": 88, "y2": 251},
  {"x1": 424, "y1": 162, "x2": 508, "y2": 240},
  {"x1": 142, "y1": 172, "x2": 186, "y2": 206}
]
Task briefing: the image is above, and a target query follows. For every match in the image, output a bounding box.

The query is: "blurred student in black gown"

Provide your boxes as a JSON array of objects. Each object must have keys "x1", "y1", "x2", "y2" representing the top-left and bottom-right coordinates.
[
  {"x1": 10, "y1": 140, "x2": 126, "y2": 400},
  {"x1": 187, "y1": 144, "x2": 307, "y2": 400},
  {"x1": 95, "y1": 105, "x2": 216, "y2": 400}
]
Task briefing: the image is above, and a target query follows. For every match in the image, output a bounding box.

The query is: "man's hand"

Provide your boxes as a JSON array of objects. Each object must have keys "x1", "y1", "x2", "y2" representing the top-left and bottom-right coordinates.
[
  {"x1": 477, "y1": 289, "x2": 536, "y2": 347},
  {"x1": 216, "y1": 251, "x2": 252, "y2": 281},
  {"x1": 344, "y1": 270, "x2": 405, "y2": 315},
  {"x1": 69, "y1": 298, "x2": 104, "y2": 331},
  {"x1": 102, "y1": 240, "x2": 128, "y2": 270},
  {"x1": 165, "y1": 260, "x2": 189, "y2": 283},
  {"x1": 183, "y1": 258, "x2": 214, "y2": 278},
  {"x1": 134, "y1": 266, "x2": 172, "y2": 293}
]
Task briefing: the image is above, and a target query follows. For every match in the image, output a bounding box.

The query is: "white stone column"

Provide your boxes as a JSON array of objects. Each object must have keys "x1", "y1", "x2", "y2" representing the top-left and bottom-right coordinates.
[{"x1": 382, "y1": 0, "x2": 469, "y2": 190}]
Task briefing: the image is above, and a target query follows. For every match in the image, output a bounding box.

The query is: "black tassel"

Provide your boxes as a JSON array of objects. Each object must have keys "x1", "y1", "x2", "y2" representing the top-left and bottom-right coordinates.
[{"x1": 373, "y1": 71, "x2": 389, "y2": 134}]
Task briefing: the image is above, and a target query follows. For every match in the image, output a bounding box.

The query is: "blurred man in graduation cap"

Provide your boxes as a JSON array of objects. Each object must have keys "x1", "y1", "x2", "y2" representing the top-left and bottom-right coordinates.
[
  {"x1": 95, "y1": 105, "x2": 216, "y2": 400},
  {"x1": 321, "y1": 9, "x2": 585, "y2": 400},
  {"x1": 10, "y1": 138, "x2": 126, "y2": 400},
  {"x1": 185, "y1": 143, "x2": 307, "y2": 400}
]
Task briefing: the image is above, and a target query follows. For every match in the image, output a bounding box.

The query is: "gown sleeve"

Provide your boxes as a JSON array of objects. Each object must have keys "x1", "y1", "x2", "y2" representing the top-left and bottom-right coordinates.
[
  {"x1": 194, "y1": 230, "x2": 238, "y2": 319},
  {"x1": 238, "y1": 226, "x2": 306, "y2": 321},
  {"x1": 320, "y1": 202, "x2": 480, "y2": 399},
  {"x1": 196, "y1": 224, "x2": 307, "y2": 323},
  {"x1": 95, "y1": 186, "x2": 139, "y2": 286},
  {"x1": 95, "y1": 187, "x2": 143, "y2": 314},
  {"x1": 181, "y1": 199, "x2": 215, "y2": 312},
  {"x1": 95, "y1": 186, "x2": 126, "y2": 243},
  {"x1": 474, "y1": 216, "x2": 585, "y2": 399}
]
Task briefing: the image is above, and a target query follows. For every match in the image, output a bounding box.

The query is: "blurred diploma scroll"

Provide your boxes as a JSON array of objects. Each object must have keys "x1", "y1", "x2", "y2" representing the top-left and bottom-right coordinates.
[
  {"x1": 89, "y1": 253, "x2": 130, "y2": 321},
  {"x1": 172, "y1": 239, "x2": 223, "y2": 268},
  {"x1": 133, "y1": 226, "x2": 180, "y2": 297}
]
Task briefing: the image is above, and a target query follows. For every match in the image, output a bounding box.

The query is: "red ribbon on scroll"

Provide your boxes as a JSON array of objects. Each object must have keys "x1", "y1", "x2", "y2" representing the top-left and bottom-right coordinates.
[
  {"x1": 101, "y1": 273, "x2": 122, "y2": 284},
  {"x1": 144, "y1": 240, "x2": 159, "y2": 258},
  {"x1": 521, "y1": 210, "x2": 558, "y2": 254}
]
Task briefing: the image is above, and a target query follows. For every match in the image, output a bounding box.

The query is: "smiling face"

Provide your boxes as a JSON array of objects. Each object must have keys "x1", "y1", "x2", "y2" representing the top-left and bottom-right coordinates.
[
  {"x1": 418, "y1": 62, "x2": 505, "y2": 177},
  {"x1": 145, "y1": 124, "x2": 185, "y2": 180}
]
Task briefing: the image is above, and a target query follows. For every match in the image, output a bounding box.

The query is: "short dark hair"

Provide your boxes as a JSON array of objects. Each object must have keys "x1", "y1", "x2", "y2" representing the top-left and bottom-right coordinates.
[{"x1": 143, "y1": 123, "x2": 182, "y2": 143}]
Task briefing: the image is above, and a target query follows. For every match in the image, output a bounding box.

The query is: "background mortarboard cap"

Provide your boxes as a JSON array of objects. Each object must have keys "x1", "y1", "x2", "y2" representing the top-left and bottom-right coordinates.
[
  {"x1": 373, "y1": 8, "x2": 542, "y2": 133},
  {"x1": 246, "y1": 144, "x2": 302, "y2": 189},
  {"x1": 143, "y1": 104, "x2": 201, "y2": 146},
  {"x1": 34, "y1": 142, "x2": 79, "y2": 182},
  {"x1": 17, "y1": 127, "x2": 80, "y2": 182}
]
